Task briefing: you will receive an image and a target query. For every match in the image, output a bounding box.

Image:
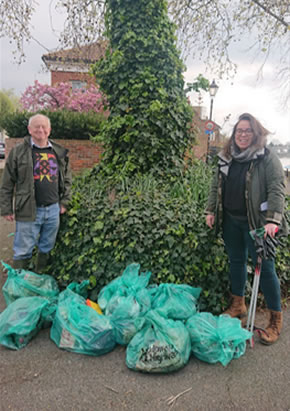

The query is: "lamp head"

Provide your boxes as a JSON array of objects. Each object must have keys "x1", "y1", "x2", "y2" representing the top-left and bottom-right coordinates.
[{"x1": 209, "y1": 79, "x2": 219, "y2": 98}]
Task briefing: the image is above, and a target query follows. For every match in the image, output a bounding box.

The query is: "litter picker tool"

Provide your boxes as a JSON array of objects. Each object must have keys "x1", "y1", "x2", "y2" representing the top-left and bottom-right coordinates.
[{"x1": 246, "y1": 226, "x2": 279, "y2": 348}]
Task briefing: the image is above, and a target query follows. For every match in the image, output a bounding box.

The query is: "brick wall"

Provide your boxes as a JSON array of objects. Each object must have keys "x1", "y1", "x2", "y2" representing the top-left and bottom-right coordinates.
[
  {"x1": 191, "y1": 109, "x2": 210, "y2": 161},
  {"x1": 5, "y1": 138, "x2": 103, "y2": 174},
  {"x1": 192, "y1": 134, "x2": 209, "y2": 161},
  {"x1": 51, "y1": 71, "x2": 96, "y2": 87},
  {"x1": 191, "y1": 108, "x2": 224, "y2": 161}
]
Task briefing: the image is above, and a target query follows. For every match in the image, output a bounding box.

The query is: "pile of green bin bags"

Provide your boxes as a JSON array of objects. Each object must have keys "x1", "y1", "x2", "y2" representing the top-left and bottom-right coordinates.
[{"x1": 0, "y1": 262, "x2": 251, "y2": 370}]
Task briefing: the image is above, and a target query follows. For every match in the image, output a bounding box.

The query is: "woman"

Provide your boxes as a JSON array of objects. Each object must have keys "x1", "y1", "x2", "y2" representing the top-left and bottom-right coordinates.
[{"x1": 206, "y1": 113, "x2": 288, "y2": 345}]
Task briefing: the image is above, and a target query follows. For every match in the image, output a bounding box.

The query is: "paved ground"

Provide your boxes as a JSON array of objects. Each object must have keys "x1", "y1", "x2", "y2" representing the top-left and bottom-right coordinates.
[{"x1": 1, "y1": 218, "x2": 290, "y2": 411}]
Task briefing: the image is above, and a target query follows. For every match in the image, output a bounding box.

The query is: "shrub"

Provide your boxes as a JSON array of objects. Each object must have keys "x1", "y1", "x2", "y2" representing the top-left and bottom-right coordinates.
[
  {"x1": 50, "y1": 160, "x2": 228, "y2": 314},
  {"x1": 49, "y1": 161, "x2": 290, "y2": 313},
  {"x1": 0, "y1": 90, "x2": 17, "y2": 131},
  {"x1": 2, "y1": 109, "x2": 105, "y2": 140}
]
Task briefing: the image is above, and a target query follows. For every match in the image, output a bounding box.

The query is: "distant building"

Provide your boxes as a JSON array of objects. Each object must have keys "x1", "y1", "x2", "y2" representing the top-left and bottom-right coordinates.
[
  {"x1": 191, "y1": 106, "x2": 225, "y2": 161},
  {"x1": 42, "y1": 41, "x2": 106, "y2": 88}
]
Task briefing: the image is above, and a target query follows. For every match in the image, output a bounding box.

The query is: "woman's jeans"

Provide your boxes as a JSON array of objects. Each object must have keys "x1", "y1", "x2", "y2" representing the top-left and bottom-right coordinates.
[
  {"x1": 13, "y1": 203, "x2": 60, "y2": 260},
  {"x1": 223, "y1": 212, "x2": 281, "y2": 311}
]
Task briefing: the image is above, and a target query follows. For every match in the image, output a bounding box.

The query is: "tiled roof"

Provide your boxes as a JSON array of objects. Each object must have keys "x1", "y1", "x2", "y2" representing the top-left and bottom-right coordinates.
[{"x1": 42, "y1": 40, "x2": 107, "y2": 65}]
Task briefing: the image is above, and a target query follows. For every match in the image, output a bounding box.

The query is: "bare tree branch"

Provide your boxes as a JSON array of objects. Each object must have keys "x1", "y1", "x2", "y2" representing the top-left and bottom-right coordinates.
[
  {"x1": 251, "y1": 0, "x2": 289, "y2": 28},
  {"x1": 1, "y1": 0, "x2": 290, "y2": 102}
]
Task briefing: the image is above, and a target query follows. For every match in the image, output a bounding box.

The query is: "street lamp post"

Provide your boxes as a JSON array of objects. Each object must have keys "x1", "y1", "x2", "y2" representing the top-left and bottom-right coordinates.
[
  {"x1": 206, "y1": 79, "x2": 219, "y2": 162},
  {"x1": 209, "y1": 79, "x2": 219, "y2": 121}
]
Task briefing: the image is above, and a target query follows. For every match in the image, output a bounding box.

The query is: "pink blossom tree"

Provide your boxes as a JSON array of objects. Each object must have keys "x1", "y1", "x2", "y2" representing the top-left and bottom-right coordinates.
[{"x1": 20, "y1": 80, "x2": 106, "y2": 113}]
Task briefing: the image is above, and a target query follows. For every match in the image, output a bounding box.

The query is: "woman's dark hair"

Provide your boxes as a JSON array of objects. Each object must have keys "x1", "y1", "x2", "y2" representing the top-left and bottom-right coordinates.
[{"x1": 222, "y1": 113, "x2": 270, "y2": 158}]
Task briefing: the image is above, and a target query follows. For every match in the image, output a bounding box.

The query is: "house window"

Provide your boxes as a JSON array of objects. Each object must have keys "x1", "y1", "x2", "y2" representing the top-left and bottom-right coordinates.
[{"x1": 71, "y1": 80, "x2": 87, "y2": 90}]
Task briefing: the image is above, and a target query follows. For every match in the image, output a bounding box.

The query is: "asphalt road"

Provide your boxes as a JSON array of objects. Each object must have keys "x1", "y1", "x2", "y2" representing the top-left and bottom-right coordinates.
[{"x1": 0, "y1": 187, "x2": 290, "y2": 411}]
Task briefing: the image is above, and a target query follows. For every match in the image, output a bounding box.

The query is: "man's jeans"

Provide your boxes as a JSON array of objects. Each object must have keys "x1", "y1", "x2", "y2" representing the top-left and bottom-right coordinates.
[
  {"x1": 223, "y1": 212, "x2": 281, "y2": 311},
  {"x1": 13, "y1": 203, "x2": 60, "y2": 260}
]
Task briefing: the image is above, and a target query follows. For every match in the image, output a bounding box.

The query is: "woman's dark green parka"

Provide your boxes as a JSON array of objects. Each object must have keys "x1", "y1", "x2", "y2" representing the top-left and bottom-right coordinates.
[{"x1": 206, "y1": 147, "x2": 288, "y2": 236}]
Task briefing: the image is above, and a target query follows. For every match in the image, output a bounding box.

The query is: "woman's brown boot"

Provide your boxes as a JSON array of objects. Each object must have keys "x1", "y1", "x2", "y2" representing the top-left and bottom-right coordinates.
[
  {"x1": 223, "y1": 295, "x2": 247, "y2": 318},
  {"x1": 259, "y1": 310, "x2": 283, "y2": 345}
]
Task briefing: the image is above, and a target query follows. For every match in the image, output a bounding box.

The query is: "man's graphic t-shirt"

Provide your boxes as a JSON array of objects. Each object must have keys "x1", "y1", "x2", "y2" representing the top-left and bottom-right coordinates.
[{"x1": 32, "y1": 147, "x2": 59, "y2": 206}]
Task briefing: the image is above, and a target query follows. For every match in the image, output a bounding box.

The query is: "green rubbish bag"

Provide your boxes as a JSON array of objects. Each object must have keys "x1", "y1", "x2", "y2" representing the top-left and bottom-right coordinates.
[
  {"x1": 2, "y1": 262, "x2": 59, "y2": 305},
  {"x1": 186, "y1": 312, "x2": 252, "y2": 366},
  {"x1": 150, "y1": 283, "x2": 201, "y2": 321},
  {"x1": 41, "y1": 296, "x2": 59, "y2": 328},
  {"x1": 67, "y1": 280, "x2": 90, "y2": 299},
  {"x1": 0, "y1": 296, "x2": 50, "y2": 350},
  {"x1": 104, "y1": 286, "x2": 151, "y2": 317},
  {"x1": 120, "y1": 262, "x2": 151, "y2": 290},
  {"x1": 98, "y1": 264, "x2": 151, "y2": 345},
  {"x1": 50, "y1": 289, "x2": 116, "y2": 356},
  {"x1": 98, "y1": 263, "x2": 151, "y2": 314},
  {"x1": 109, "y1": 290, "x2": 151, "y2": 346},
  {"x1": 126, "y1": 310, "x2": 191, "y2": 373}
]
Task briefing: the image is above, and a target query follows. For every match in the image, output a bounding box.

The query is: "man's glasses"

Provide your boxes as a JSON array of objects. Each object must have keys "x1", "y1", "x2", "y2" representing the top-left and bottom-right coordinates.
[{"x1": 236, "y1": 128, "x2": 253, "y2": 136}]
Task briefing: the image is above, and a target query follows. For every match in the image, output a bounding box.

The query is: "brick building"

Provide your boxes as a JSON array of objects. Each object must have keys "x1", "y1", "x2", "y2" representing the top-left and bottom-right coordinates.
[
  {"x1": 191, "y1": 106, "x2": 224, "y2": 161},
  {"x1": 38, "y1": 42, "x2": 106, "y2": 172},
  {"x1": 42, "y1": 41, "x2": 106, "y2": 88}
]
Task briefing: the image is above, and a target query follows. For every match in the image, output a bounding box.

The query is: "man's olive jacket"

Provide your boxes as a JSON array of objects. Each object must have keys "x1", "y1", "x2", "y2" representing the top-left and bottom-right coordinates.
[{"x1": 0, "y1": 136, "x2": 72, "y2": 221}]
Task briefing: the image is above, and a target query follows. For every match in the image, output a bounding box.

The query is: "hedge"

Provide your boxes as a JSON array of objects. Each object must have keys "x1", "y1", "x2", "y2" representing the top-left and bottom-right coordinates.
[{"x1": 2, "y1": 109, "x2": 106, "y2": 140}]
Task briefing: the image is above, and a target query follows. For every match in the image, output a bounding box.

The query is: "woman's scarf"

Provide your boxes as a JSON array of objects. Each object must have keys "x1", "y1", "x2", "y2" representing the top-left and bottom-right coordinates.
[
  {"x1": 217, "y1": 144, "x2": 265, "y2": 176},
  {"x1": 230, "y1": 143, "x2": 265, "y2": 163}
]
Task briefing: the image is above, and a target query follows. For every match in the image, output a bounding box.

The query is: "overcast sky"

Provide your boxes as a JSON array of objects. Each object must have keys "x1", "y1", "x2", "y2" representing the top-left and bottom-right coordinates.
[{"x1": 0, "y1": 3, "x2": 289, "y2": 145}]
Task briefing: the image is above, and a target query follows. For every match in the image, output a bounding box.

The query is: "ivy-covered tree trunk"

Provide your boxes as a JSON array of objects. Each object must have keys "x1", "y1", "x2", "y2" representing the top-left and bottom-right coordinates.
[
  {"x1": 51, "y1": 0, "x2": 236, "y2": 313},
  {"x1": 92, "y1": 0, "x2": 194, "y2": 175}
]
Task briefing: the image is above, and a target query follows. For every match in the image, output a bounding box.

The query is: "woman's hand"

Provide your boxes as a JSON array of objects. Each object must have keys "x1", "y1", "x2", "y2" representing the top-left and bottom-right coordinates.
[
  {"x1": 206, "y1": 214, "x2": 215, "y2": 229},
  {"x1": 264, "y1": 223, "x2": 278, "y2": 238}
]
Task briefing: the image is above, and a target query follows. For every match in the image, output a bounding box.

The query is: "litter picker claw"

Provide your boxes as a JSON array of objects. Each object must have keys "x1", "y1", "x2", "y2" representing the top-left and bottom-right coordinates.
[{"x1": 246, "y1": 226, "x2": 279, "y2": 348}]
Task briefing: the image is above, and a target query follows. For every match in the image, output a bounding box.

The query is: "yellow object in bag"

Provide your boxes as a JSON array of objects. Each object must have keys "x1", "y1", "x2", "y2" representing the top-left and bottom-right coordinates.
[{"x1": 86, "y1": 299, "x2": 103, "y2": 315}]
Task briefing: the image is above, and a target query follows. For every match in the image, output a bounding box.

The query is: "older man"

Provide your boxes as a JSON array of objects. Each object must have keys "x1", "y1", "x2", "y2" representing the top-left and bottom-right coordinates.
[{"x1": 0, "y1": 114, "x2": 72, "y2": 272}]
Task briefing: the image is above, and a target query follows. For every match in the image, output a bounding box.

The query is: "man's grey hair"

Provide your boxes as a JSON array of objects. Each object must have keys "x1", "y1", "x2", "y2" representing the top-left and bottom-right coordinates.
[{"x1": 28, "y1": 114, "x2": 51, "y2": 128}]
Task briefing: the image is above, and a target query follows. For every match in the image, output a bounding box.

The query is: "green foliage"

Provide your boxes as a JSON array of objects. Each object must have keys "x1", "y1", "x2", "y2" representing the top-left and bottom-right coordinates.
[
  {"x1": 50, "y1": 161, "x2": 290, "y2": 313},
  {"x1": 275, "y1": 199, "x2": 290, "y2": 305},
  {"x1": 1, "y1": 111, "x2": 28, "y2": 137},
  {"x1": 91, "y1": 0, "x2": 194, "y2": 175},
  {"x1": 184, "y1": 74, "x2": 210, "y2": 94},
  {"x1": 0, "y1": 90, "x2": 18, "y2": 131},
  {"x1": 2, "y1": 109, "x2": 105, "y2": 140},
  {"x1": 50, "y1": 160, "x2": 229, "y2": 313},
  {"x1": 50, "y1": 159, "x2": 290, "y2": 312}
]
